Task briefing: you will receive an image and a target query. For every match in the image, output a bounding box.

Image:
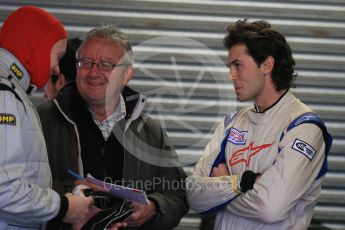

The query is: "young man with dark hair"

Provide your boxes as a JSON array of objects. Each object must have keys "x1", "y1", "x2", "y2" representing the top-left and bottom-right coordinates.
[{"x1": 187, "y1": 19, "x2": 332, "y2": 229}]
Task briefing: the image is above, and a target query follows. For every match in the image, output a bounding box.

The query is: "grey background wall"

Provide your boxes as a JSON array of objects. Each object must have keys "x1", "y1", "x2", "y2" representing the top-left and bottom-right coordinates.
[{"x1": 0, "y1": 0, "x2": 344, "y2": 229}]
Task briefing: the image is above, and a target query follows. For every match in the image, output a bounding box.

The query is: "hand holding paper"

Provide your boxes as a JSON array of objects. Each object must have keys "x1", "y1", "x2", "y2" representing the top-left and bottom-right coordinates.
[{"x1": 86, "y1": 174, "x2": 149, "y2": 204}]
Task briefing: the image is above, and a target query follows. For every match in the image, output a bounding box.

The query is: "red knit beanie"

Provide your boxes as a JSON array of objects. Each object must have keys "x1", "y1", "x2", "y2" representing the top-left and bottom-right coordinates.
[{"x1": 0, "y1": 5, "x2": 67, "y2": 89}]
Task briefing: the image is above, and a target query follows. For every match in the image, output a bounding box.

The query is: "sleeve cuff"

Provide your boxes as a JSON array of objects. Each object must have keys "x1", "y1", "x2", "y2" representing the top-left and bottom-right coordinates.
[
  {"x1": 231, "y1": 175, "x2": 242, "y2": 194},
  {"x1": 53, "y1": 194, "x2": 69, "y2": 221},
  {"x1": 146, "y1": 198, "x2": 160, "y2": 224}
]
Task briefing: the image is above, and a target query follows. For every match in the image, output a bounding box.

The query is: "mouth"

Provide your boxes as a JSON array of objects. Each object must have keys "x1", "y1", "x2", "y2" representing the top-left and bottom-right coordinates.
[
  {"x1": 86, "y1": 80, "x2": 106, "y2": 87},
  {"x1": 234, "y1": 85, "x2": 242, "y2": 93},
  {"x1": 88, "y1": 82, "x2": 103, "y2": 86}
]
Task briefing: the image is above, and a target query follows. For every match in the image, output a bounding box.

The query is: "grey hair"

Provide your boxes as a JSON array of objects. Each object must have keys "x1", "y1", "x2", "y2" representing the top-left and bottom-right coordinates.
[{"x1": 77, "y1": 24, "x2": 133, "y2": 64}]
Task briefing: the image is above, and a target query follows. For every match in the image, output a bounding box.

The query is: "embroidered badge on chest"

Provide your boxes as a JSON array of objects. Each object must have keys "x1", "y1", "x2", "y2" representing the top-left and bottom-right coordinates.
[
  {"x1": 292, "y1": 138, "x2": 316, "y2": 160},
  {"x1": 228, "y1": 128, "x2": 248, "y2": 145},
  {"x1": 0, "y1": 113, "x2": 16, "y2": 125}
]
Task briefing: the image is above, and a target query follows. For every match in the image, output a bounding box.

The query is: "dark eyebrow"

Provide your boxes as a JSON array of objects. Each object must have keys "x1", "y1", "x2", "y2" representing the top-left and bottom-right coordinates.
[{"x1": 230, "y1": 59, "x2": 240, "y2": 65}]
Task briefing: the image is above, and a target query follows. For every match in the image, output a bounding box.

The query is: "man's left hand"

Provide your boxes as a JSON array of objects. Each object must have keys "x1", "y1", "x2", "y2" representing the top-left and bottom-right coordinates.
[{"x1": 124, "y1": 200, "x2": 157, "y2": 227}]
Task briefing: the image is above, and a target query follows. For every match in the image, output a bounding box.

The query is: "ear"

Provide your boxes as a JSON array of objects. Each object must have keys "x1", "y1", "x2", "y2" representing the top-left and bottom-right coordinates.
[
  {"x1": 55, "y1": 73, "x2": 66, "y2": 91},
  {"x1": 123, "y1": 65, "x2": 134, "y2": 86},
  {"x1": 262, "y1": 56, "x2": 274, "y2": 76}
]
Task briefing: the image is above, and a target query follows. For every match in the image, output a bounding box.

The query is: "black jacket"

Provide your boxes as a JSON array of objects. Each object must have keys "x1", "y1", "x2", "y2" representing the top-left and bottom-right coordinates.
[{"x1": 37, "y1": 82, "x2": 188, "y2": 229}]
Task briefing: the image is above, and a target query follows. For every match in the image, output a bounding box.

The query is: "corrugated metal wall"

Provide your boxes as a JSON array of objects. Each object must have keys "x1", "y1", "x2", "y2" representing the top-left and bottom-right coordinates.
[{"x1": 0, "y1": 0, "x2": 344, "y2": 229}]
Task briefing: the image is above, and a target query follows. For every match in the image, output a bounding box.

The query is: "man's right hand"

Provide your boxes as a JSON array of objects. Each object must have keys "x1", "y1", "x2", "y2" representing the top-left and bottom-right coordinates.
[
  {"x1": 211, "y1": 163, "x2": 230, "y2": 177},
  {"x1": 62, "y1": 193, "x2": 94, "y2": 224},
  {"x1": 75, "y1": 179, "x2": 109, "y2": 192}
]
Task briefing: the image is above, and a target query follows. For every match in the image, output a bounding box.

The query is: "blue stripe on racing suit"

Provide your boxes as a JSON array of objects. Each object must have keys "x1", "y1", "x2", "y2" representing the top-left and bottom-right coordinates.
[{"x1": 279, "y1": 112, "x2": 332, "y2": 180}]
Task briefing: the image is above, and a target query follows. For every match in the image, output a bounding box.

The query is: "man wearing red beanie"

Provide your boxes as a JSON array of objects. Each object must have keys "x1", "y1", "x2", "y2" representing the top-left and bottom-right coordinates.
[{"x1": 0, "y1": 5, "x2": 95, "y2": 229}]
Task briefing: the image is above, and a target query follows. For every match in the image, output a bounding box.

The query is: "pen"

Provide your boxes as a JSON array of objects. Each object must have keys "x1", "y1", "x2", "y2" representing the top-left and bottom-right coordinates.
[{"x1": 68, "y1": 169, "x2": 84, "y2": 180}]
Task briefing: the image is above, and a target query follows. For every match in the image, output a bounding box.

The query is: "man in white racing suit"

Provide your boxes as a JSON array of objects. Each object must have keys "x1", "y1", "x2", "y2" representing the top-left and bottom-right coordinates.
[
  {"x1": 0, "y1": 6, "x2": 93, "y2": 229},
  {"x1": 186, "y1": 19, "x2": 332, "y2": 230}
]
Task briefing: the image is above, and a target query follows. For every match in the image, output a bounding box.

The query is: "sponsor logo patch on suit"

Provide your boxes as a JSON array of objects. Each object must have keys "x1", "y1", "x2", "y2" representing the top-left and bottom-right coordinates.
[
  {"x1": 228, "y1": 128, "x2": 248, "y2": 145},
  {"x1": 292, "y1": 138, "x2": 316, "y2": 160},
  {"x1": 0, "y1": 113, "x2": 16, "y2": 125}
]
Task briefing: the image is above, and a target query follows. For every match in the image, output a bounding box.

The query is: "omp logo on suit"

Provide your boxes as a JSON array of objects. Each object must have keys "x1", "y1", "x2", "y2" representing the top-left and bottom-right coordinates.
[{"x1": 0, "y1": 113, "x2": 16, "y2": 125}]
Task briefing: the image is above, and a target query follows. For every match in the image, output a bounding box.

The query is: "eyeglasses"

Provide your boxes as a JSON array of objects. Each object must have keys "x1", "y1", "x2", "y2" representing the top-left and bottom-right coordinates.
[{"x1": 76, "y1": 59, "x2": 129, "y2": 71}]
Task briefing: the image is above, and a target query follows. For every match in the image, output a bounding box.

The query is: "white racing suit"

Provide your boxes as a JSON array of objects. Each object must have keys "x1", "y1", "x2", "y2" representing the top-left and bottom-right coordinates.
[
  {"x1": 186, "y1": 91, "x2": 332, "y2": 230},
  {"x1": 0, "y1": 48, "x2": 60, "y2": 229}
]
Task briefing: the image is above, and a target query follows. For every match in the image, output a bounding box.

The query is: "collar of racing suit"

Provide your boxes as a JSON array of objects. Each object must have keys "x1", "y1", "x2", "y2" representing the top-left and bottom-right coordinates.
[{"x1": 0, "y1": 48, "x2": 31, "y2": 91}]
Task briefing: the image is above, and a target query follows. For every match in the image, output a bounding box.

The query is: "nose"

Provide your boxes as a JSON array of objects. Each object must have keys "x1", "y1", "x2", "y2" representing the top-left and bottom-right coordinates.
[
  {"x1": 228, "y1": 68, "x2": 237, "y2": 81},
  {"x1": 81, "y1": 62, "x2": 99, "y2": 78},
  {"x1": 52, "y1": 64, "x2": 60, "y2": 76},
  {"x1": 88, "y1": 62, "x2": 100, "y2": 75}
]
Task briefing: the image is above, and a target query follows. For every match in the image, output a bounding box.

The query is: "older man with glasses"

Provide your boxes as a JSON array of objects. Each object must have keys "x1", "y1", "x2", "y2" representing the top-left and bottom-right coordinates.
[{"x1": 37, "y1": 24, "x2": 188, "y2": 229}]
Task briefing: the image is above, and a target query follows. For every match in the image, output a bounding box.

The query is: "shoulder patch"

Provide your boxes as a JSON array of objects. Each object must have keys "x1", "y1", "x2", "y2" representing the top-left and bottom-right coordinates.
[
  {"x1": 228, "y1": 128, "x2": 247, "y2": 145},
  {"x1": 0, "y1": 113, "x2": 16, "y2": 125},
  {"x1": 292, "y1": 138, "x2": 316, "y2": 160},
  {"x1": 10, "y1": 63, "x2": 24, "y2": 80}
]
